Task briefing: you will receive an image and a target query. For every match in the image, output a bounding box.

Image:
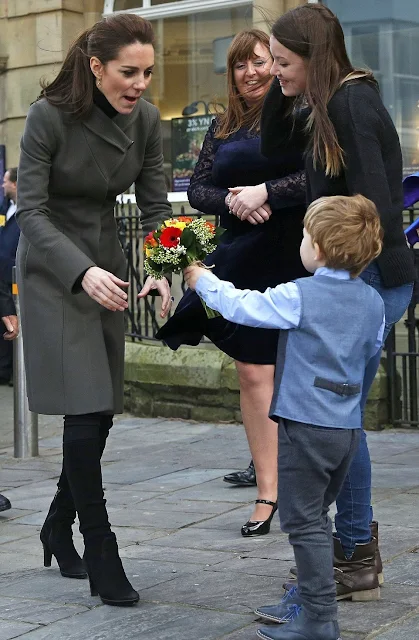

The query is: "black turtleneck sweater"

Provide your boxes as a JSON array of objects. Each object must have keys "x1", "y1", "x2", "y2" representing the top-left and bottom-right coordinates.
[
  {"x1": 93, "y1": 85, "x2": 118, "y2": 119},
  {"x1": 261, "y1": 78, "x2": 416, "y2": 288}
]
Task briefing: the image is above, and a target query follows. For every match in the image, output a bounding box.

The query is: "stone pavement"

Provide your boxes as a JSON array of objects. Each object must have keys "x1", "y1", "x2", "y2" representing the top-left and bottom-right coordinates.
[{"x1": 1, "y1": 385, "x2": 419, "y2": 639}]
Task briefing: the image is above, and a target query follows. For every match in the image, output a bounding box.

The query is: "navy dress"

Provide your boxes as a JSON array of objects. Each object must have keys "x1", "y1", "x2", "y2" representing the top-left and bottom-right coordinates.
[{"x1": 156, "y1": 120, "x2": 308, "y2": 364}]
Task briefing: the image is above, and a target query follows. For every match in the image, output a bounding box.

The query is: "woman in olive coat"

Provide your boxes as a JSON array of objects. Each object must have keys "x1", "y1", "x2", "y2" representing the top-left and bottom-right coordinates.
[{"x1": 16, "y1": 14, "x2": 171, "y2": 606}]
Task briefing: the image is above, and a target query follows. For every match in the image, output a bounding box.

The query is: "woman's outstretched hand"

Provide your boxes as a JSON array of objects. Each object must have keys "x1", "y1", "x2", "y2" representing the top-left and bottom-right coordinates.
[
  {"x1": 82, "y1": 266, "x2": 129, "y2": 312},
  {"x1": 138, "y1": 276, "x2": 172, "y2": 318}
]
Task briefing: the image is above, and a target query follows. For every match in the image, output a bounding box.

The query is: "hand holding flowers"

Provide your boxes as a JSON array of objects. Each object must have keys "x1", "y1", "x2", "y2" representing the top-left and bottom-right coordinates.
[
  {"x1": 183, "y1": 265, "x2": 208, "y2": 291},
  {"x1": 144, "y1": 216, "x2": 225, "y2": 318}
]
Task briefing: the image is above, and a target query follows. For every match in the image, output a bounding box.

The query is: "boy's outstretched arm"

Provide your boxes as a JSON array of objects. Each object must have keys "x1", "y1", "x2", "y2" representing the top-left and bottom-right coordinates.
[{"x1": 183, "y1": 265, "x2": 300, "y2": 330}]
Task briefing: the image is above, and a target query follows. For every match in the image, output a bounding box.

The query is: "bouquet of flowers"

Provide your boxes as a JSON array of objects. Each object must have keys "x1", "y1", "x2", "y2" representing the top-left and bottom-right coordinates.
[{"x1": 144, "y1": 216, "x2": 225, "y2": 318}]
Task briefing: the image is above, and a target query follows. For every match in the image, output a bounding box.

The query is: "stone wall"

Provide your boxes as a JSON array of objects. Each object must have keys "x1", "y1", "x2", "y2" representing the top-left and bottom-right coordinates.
[
  {"x1": 124, "y1": 341, "x2": 390, "y2": 430},
  {"x1": 0, "y1": 0, "x2": 103, "y2": 166}
]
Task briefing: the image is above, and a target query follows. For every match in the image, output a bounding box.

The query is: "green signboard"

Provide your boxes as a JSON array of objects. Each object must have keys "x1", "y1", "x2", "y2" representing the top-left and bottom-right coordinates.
[{"x1": 171, "y1": 115, "x2": 213, "y2": 192}]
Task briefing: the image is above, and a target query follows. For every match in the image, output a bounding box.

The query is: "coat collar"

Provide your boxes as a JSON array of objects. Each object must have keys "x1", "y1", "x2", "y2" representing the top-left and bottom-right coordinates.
[{"x1": 82, "y1": 100, "x2": 143, "y2": 152}]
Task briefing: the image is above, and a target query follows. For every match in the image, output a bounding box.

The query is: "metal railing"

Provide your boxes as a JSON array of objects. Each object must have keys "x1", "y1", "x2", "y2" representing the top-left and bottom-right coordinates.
[
  {"x1": 114, "y1": 197, "x2": 219, "y2": 341},
  {"x1": 386, "y1": 206, "x2": 419, "y2": 427},
  {"x1": 116, "y1": 199, "x2": 419, "y2": 428},
  {"x1": 12, "y1": 267, "x2": 39, "y2": 458}
]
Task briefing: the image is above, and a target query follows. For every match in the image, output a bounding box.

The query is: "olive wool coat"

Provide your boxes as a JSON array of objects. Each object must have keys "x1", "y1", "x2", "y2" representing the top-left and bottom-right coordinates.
[{"x1": 16, "y1": 97, "x2": 172, "y2": 415}]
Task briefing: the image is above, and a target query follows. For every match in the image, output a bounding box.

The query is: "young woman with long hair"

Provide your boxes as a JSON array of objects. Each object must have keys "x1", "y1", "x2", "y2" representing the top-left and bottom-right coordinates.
[{"x1": 255, "y1": 5, "x2": 415, "y2": 639}]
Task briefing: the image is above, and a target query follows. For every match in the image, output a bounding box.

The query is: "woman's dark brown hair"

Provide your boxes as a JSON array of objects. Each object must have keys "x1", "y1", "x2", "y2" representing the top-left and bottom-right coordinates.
[
  {"x1": 216, "y1": 29, "x2": 273, "y2": 140},
  {"x1": 39, "y1": 14, "x2": 155, "y2": 120},
  {"x1": 271, "y1": 4, "x2": 376, "y2": 176}
]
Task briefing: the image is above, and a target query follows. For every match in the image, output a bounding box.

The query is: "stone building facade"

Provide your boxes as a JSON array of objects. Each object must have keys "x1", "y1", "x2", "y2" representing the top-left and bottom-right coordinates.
[{"x1": 0, "y1": 0, "x2": 303, "y2": 167}]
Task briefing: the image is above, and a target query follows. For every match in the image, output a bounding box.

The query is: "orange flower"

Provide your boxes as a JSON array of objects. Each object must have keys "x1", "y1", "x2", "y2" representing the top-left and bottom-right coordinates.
[
  {"x1": 144, "y1": 231, "x2": 158, "y2": 248},
  {"x1": 177, "y1": 216, "x2": 193, "y2": 224},
  {"x1": 205, "y1": 221, "x2": 216, "y2": 233},
  {"x1": 160, "y1": 226, "x2": 182, "y2": 248}
]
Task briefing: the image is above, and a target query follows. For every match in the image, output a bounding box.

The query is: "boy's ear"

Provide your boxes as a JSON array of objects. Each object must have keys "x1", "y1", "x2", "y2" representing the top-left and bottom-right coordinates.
[{"x1": 313, "y1": 242, "x2": 324, "y2": 262}]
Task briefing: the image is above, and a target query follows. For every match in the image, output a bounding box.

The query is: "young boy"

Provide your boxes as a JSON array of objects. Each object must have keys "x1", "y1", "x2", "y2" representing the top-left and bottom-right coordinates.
[{"x1": 184, "y1": 194, "x2": 385, "y2": 640}]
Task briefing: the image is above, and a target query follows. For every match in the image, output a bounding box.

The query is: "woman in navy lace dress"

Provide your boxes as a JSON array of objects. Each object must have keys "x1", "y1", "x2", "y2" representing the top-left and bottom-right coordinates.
[{"x1": 157, "y1": 30, "x2": 308, "y2": 535}]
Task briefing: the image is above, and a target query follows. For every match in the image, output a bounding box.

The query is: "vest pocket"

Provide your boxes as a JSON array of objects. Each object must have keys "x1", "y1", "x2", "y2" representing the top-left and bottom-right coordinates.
[{"x1": 314, "y1": 376, "x2": 360, "y2": 397}]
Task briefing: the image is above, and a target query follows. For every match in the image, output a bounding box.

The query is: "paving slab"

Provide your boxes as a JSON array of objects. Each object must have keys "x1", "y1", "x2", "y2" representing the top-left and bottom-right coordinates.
[
  {"x1": 139, "y1": 569, "x2": 280, "y2": 614},
  {"x1": 1, "y1": 409, "x2": 419, "y2": 639},
  {"x1": 0, "y1": 596, "x2": 87, "y2": 624},
  {"x1": 0, "y1": 619, "x2": 40, "y2": 639},
  {"x1": 369, "y1": 612, "x2": 419, "y2": 639},
  {"x1": 10, "y1": 602, "x2": 251, "y2": 640}
]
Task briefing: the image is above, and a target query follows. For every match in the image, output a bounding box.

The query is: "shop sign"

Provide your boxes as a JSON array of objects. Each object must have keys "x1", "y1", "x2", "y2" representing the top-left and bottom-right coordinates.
[{"x1": 171, "y1": 115, "x2": 214, "y2": 191}]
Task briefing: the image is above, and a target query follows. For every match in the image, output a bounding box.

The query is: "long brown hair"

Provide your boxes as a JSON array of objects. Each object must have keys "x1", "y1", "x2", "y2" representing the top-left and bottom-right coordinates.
[
  {"x1": 39, "y1": 14, "x2": 155, "y2": 120},
  {"x1": 271, "y1": 4, "x2": 376, "y2": 176},
  {"x1": 216, "y1": 29, "x2": 273, "y2": 140}
]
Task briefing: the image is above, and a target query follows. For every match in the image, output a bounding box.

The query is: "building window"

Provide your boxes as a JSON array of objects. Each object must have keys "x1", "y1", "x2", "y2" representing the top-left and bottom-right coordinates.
[
  {"x1": 142, "y1": 4, "x2": 253, "y2": 189},
  {"x1": 325, "y1": 0, "x2": 419, "y2": 174},
  {"x1": 114, "y1": 0, "x2": 181, "y2": 8}
]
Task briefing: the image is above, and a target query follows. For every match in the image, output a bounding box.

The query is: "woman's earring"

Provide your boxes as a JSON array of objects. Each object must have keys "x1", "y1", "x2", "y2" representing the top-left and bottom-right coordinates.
[{"x1": 96, "y1": 77, "x2": 102, "y2": 89}]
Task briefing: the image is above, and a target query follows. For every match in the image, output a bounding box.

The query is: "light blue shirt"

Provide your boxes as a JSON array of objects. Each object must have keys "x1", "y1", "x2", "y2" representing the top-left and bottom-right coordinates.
[{"x1": 195, "y1": 266, "x2": 385, "y2": 353}]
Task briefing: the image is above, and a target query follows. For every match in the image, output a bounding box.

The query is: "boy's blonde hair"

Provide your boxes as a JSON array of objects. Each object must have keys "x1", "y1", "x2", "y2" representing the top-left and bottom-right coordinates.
[{"x1": 303, "y1": 194, "x2": 383, "y2": 277}]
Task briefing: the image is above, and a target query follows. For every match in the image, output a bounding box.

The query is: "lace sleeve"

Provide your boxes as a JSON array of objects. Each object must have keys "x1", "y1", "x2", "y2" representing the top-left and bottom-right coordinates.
[
  {"x1": 187, "y1": 120, "x2": 229, "y2": 216},
  {"x1": 266, "y1": 170, "x2": 307, "y2": 210}
]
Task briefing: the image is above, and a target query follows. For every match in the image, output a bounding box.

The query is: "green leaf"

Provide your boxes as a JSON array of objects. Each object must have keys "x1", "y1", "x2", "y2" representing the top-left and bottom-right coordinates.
[
  {"x1": 214, "y1": 226, "x2": 226, "y2": 242},
  {"x1": 180, "y1": 227, "x2": 195, "y2": 249}
]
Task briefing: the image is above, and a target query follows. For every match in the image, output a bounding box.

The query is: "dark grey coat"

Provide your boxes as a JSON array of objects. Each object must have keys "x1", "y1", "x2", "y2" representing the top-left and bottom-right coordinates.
[{"x1": 16, "y1": 98, "x2": 172, "y2": 415}]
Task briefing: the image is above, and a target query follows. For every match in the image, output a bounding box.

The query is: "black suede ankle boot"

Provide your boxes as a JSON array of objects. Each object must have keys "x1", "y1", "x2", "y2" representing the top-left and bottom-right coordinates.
[
  {"x1": 84, "y1": 533, "x2": 139, "y2": 606},
  {"x1": 63, "y1": 416, "x2": 138, "y2": 606},
  {"x1": 40, "y1": 478, "x2": 87, "y2": 579}
]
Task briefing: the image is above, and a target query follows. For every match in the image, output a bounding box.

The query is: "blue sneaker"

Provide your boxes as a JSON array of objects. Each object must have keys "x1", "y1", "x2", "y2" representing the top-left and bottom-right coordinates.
[
  {"x1": 257, "y1": 609, "x2": 341, "y2": 640},
  {"x1": 255, "y1": 585, "x2": 302, "y2": 624}
]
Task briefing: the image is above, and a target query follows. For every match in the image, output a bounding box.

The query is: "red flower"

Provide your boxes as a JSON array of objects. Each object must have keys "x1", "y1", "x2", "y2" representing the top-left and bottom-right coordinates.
[{"x1": 160, "y1": 226, "x2": 182, "y2": 248}]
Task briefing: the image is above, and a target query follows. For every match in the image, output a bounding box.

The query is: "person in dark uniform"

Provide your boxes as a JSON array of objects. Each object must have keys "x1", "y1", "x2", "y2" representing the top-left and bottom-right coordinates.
[
  {"x1": 0, "y1": 277, "x2": 18, "y2": 512},
  {"x1": 0, "y1": 168, "x2": 19, "y2": 384}
]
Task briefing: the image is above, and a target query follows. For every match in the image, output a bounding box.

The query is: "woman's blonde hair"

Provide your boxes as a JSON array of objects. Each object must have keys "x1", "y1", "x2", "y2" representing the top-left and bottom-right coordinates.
[
  {"x1": 304, "y1": 194, "x2": 383, "y2": 277},
  {"x1": 216, "y1": 29, "x2": 273, "y2": 140},
  {"x1": 271, "y1": 4, "x2": 377, "y2": 177}
]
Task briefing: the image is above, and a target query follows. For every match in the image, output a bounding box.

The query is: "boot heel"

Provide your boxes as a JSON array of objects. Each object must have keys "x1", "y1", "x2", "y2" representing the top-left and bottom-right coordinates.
[
  {"x1": 43, "y1": 543, "x2": 52, "y2": 567},
  {"x1": 378, "y1": 571, "x2": 384, "y2": 586},
  {"x1": 89, "y1": 574, "x2": 98, "y2": 597},
  {"x1": 351, "y1": 587, "x2": 381, "y2": 602}
]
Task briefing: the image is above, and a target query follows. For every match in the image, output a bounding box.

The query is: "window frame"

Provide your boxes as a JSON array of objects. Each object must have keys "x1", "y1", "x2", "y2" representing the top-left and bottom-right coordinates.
[{"x1": 104, "y1": 0, "x2": 251, "y2": 19}]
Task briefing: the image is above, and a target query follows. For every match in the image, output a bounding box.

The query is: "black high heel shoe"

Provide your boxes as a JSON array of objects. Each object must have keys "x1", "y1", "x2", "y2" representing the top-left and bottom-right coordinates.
[
  {"x1": 84, "y1": 533, "x2": 139, "y2": 606},
  {"x1": 40, "y1": 488, "x2": 87, "y2": 579},
  {"x1": 241, "y1": 499, "x2": 278, "y2": 537}
]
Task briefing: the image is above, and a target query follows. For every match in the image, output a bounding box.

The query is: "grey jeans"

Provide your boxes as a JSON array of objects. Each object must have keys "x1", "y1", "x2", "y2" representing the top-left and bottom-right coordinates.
[{"x1": 278, "y1": 419, "x2": 361, "y2": 621}]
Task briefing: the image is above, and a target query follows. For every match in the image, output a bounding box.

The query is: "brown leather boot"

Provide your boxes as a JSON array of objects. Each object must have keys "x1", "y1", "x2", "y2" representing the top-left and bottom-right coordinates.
[
  {"x1": 334, "y1": 536, "x2": 380, "y2": 601},
  {"x1": 370, "y1": 521, "x2": 384, "y2": 585},
  {"x1": 288, "y1": 522, "x2": 385, "y2": 585}
]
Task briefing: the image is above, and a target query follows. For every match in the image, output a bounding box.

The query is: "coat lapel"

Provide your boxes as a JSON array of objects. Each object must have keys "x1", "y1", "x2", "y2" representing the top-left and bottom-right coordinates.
[{"x1": 81, "y1": 102, "x2": 144, "y2": 187}]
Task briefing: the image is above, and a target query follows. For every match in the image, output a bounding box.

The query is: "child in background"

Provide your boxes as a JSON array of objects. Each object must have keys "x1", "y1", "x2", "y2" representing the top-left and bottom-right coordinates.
[{"x1": 184, "y1": 194, "x2": 384, "y2": 640}]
